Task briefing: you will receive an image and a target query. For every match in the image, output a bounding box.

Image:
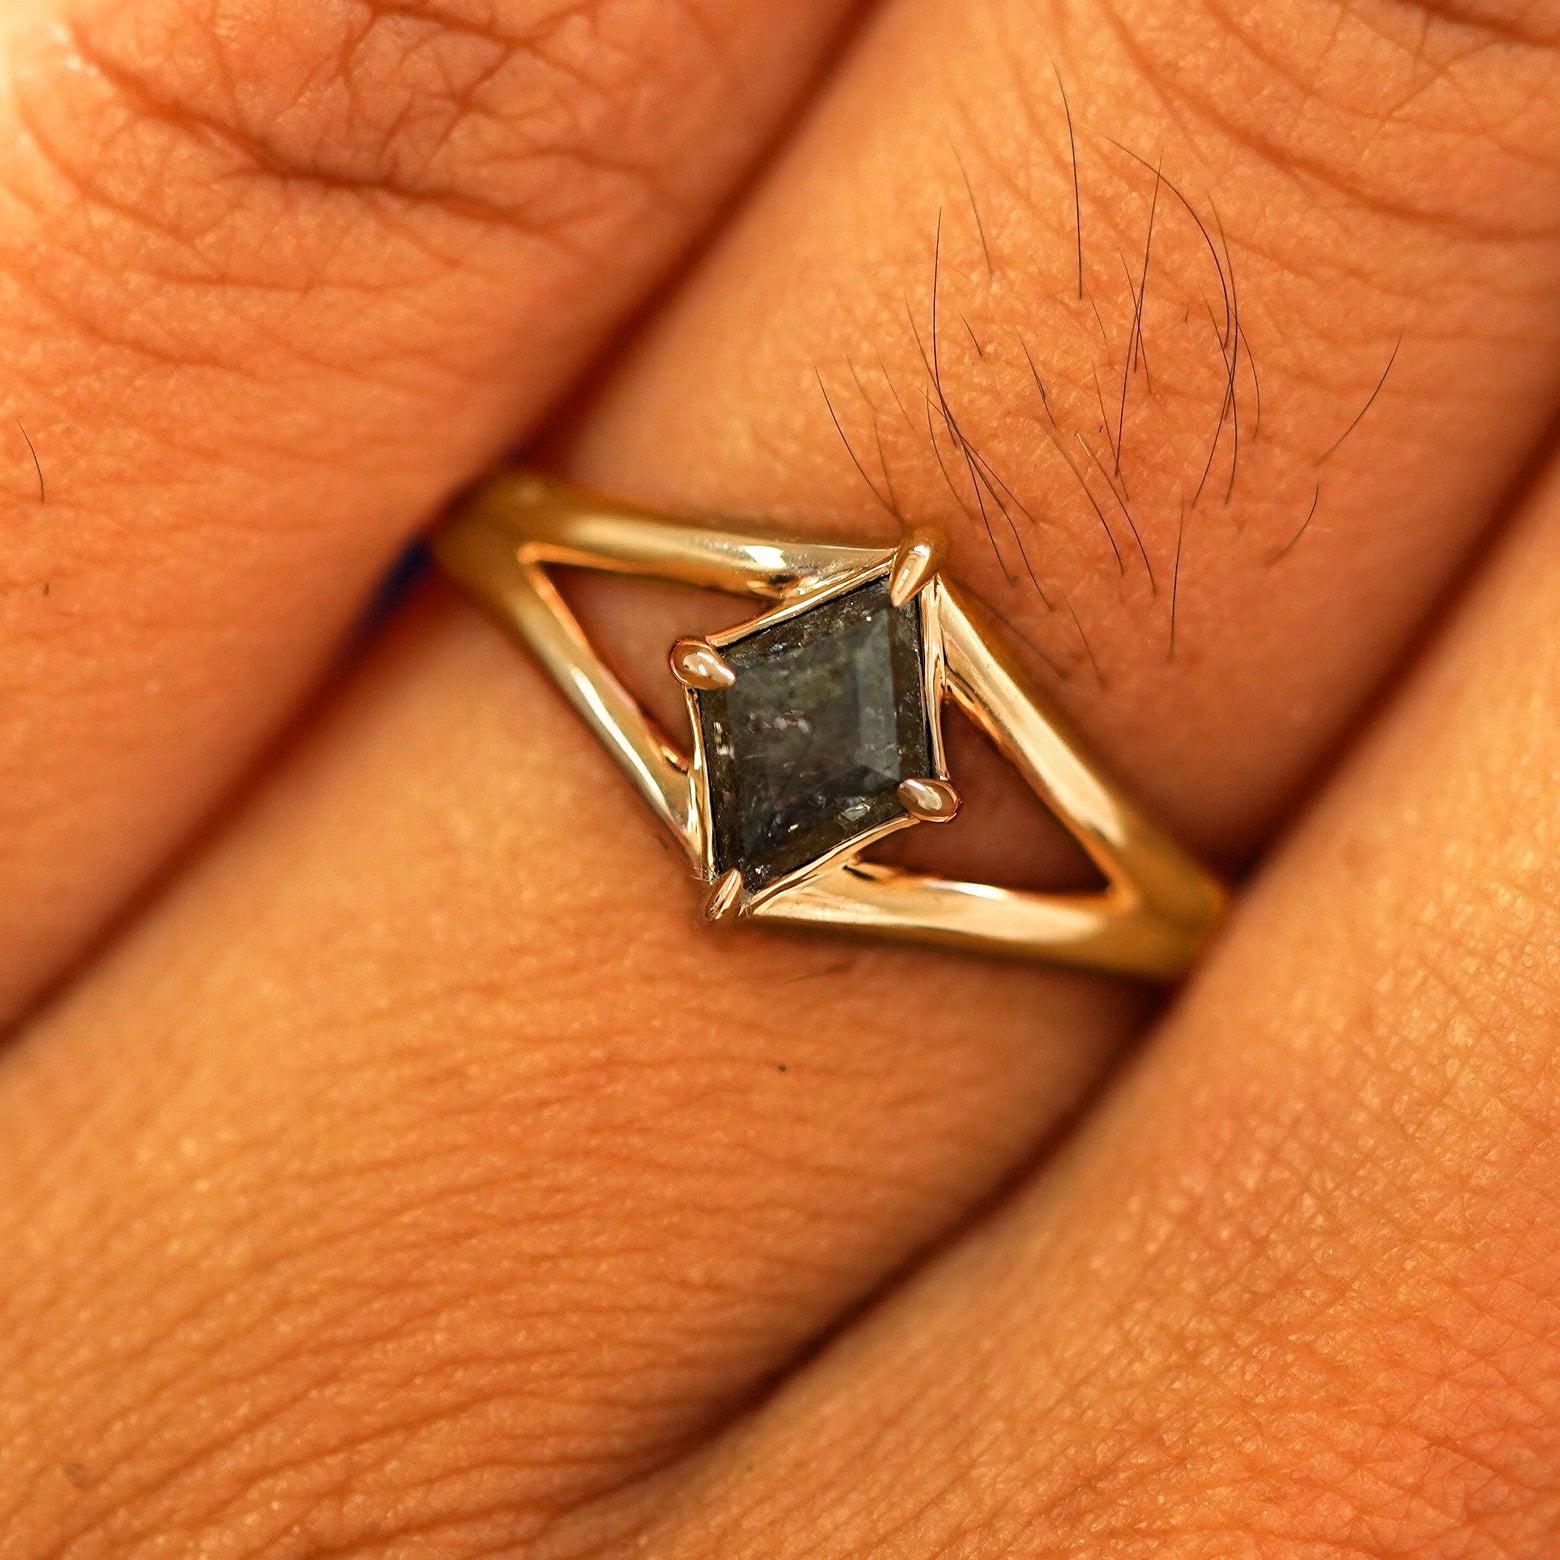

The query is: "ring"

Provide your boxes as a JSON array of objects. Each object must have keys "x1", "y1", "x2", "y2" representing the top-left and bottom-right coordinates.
[{"x1": 433, "y1": 472, "x2": 1225, "y2": 980}]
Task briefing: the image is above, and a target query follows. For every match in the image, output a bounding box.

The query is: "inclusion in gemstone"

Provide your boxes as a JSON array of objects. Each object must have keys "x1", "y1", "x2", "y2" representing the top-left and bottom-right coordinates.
[{"x1": 693, "y1": 574, "x2": 934, "y2": 893}]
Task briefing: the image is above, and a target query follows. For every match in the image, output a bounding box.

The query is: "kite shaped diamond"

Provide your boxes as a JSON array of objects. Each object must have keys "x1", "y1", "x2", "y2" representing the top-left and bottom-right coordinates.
[{"x1": 692, "y1": 575, "x2": 934, "y2": 894}]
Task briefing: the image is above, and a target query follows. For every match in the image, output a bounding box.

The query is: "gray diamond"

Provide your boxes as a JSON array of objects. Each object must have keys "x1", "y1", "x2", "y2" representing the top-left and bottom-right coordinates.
[{"x1": 694, "y1": 576, "x2": 933, "y2": 892}]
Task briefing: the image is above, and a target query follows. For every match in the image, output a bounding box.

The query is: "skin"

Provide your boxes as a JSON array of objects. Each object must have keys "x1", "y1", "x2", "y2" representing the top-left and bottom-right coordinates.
[
  {"x1": 1, "y1": 0, "x2": 1559, "y2": 1554},
  {"x1": 0, "y1": 0, "x2": 859, "y2": 1017}
]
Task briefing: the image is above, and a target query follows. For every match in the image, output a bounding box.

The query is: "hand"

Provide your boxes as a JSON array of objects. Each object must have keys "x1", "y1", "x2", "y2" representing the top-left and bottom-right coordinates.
[{"x1": 3, "y1": 0, "x2": 1559, "y2": 1553}]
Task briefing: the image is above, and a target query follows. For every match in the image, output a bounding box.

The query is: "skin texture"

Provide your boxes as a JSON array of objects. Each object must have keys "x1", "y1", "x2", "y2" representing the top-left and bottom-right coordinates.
[
  {"x1": 0, "y1": 0, "x2": 858, "y2": 1018},
  {"x1": 610, "y1": 447, "x2": 1560, "y2": 1560},
  {"x1": 1, "y1": 0, "x2": 1560, "y2": 1555}
]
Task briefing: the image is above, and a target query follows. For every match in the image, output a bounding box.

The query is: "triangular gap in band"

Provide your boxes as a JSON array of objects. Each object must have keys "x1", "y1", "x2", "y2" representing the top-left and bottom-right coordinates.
[
  {"x1": 868, "y1": 698, "x2": 1107, "y2": 895},
  {"x1": 549, "y1": 566, "x2": 748, "y2": 753},
  {"x1": 750, "y1": 582, "x2": 1222, "y2": 977}
]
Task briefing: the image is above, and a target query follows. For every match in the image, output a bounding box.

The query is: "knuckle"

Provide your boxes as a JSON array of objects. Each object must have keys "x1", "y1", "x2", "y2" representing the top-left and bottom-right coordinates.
[
  {"x1": 1091, "y1": 0, "x2": 1560, "y2": 236},
  {"x1": 1387, "y1": 0, "x2": 1560, "y2": 48},
  {"x1": 40, "y1": 0, "x2": 709, "y2": 239},
  {"x1": 0, "y1": 0, "x2": 727, "y2": 391}
]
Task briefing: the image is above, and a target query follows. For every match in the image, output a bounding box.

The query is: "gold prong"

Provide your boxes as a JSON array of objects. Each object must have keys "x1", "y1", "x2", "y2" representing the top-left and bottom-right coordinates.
[
  {"x1": 889, "y1": 530, "x2": 946, "y2": 609},
  {"x1": 898, "y1": 777, "x2": 961, "y2": 824},
  {"x1": 670, "y1": 638, "x2": 737, "y2": 691},
  {"x1": 703, "y1": 868, "x2": 745, "y2": 923}
]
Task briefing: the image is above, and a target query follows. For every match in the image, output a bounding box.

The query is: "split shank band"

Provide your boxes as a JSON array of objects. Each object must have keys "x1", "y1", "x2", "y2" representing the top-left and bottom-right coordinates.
[{"x1": 434, "y1": 471, "x2": 1225, "y2": 981}]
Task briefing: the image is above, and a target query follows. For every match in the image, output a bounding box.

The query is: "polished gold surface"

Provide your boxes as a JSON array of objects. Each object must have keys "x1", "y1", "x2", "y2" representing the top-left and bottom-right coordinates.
[
  {"x1": 670, "y1": 637, "x2": 736, "y2": 691},
  {"x1": 888, "y1": 529, "x2": 946, "y2": 609},
  {"x1": 433, "y1": 471, "x2": 1227, "y2": 980},
  {"x1": 898, "y1": 777, "x2": 961, "y2": 824},
  {"x1": 703, "y1": 868, "x2": 746, "y2": 925}
]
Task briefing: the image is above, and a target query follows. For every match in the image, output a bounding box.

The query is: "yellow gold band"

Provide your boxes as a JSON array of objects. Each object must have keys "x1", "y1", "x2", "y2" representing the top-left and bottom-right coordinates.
[{"x1": 433, "y1": 471, "x2": 1226, "y2": 981}]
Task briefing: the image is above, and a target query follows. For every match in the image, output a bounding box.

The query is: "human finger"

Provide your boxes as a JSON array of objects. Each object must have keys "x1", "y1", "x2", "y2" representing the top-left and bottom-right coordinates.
[
  {"x1": 570, "y1": 0, "x2": 1560, "y2": 862},
  {"x1": 5, "y1": 0, "x2": 1560, "y2": 1548},
  {"x1": 614, "y1": 434, "x2": 1560, "y2": 1560},
  {"x1": 0, "y1": 0, "x2": 858, "y2": 1019}
]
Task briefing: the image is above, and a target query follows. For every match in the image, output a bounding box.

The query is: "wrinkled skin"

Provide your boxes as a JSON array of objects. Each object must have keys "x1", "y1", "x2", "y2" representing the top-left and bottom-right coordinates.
[{"x1": 3, "y1": 0, "x2": 1560, "y2": 1555}]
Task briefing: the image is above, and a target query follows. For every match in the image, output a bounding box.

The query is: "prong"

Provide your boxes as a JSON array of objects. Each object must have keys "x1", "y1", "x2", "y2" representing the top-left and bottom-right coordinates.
[
  {"x1": 898, "y1": 777, "x2": 961, "y2": 824},
  {"x1": 670, "y1": 638, "x2": 736, "y2": 691},
  {"x1": 889, "y1": 529, "x2": 947, "y2": 609},
  {"x1": 703, "y1": 868, "x2": 745, "y2": 923}
]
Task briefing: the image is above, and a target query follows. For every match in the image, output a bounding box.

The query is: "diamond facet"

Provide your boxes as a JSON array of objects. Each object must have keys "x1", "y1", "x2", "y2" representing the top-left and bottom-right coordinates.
[{"x1": 694, "y1": 575, "x2": 934, "y2": 893}]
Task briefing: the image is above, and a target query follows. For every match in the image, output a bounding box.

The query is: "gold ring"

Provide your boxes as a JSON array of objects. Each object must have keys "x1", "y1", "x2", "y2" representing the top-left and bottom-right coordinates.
[{"x1": 433, "y1": 471, "x2": 1225, "y2": 980}]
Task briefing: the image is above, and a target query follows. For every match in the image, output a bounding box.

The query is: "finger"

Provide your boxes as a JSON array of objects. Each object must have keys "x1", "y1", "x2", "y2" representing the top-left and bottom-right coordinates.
[
  {"x1": 7, "y1": 0, "x2": 1560, "y2": 1550},
  {"x1": 571, "y1": 0, "x2": 1560, "y2": 861},
  {"x1": 616, "y1": 431, "x2": 1560, "y2": 1557},
  {"x1": 0, "y1": 601, "x2": 1144, "y2": 1554},
  {"x1": 0, "y1": 0, "x2": 858, "y2": 1018}
]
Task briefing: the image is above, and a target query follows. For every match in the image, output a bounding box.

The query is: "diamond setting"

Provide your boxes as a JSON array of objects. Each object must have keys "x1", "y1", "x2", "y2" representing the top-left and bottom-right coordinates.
[{"x1": 692, "y1": 574, "x2": 936, "y2": 895}]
